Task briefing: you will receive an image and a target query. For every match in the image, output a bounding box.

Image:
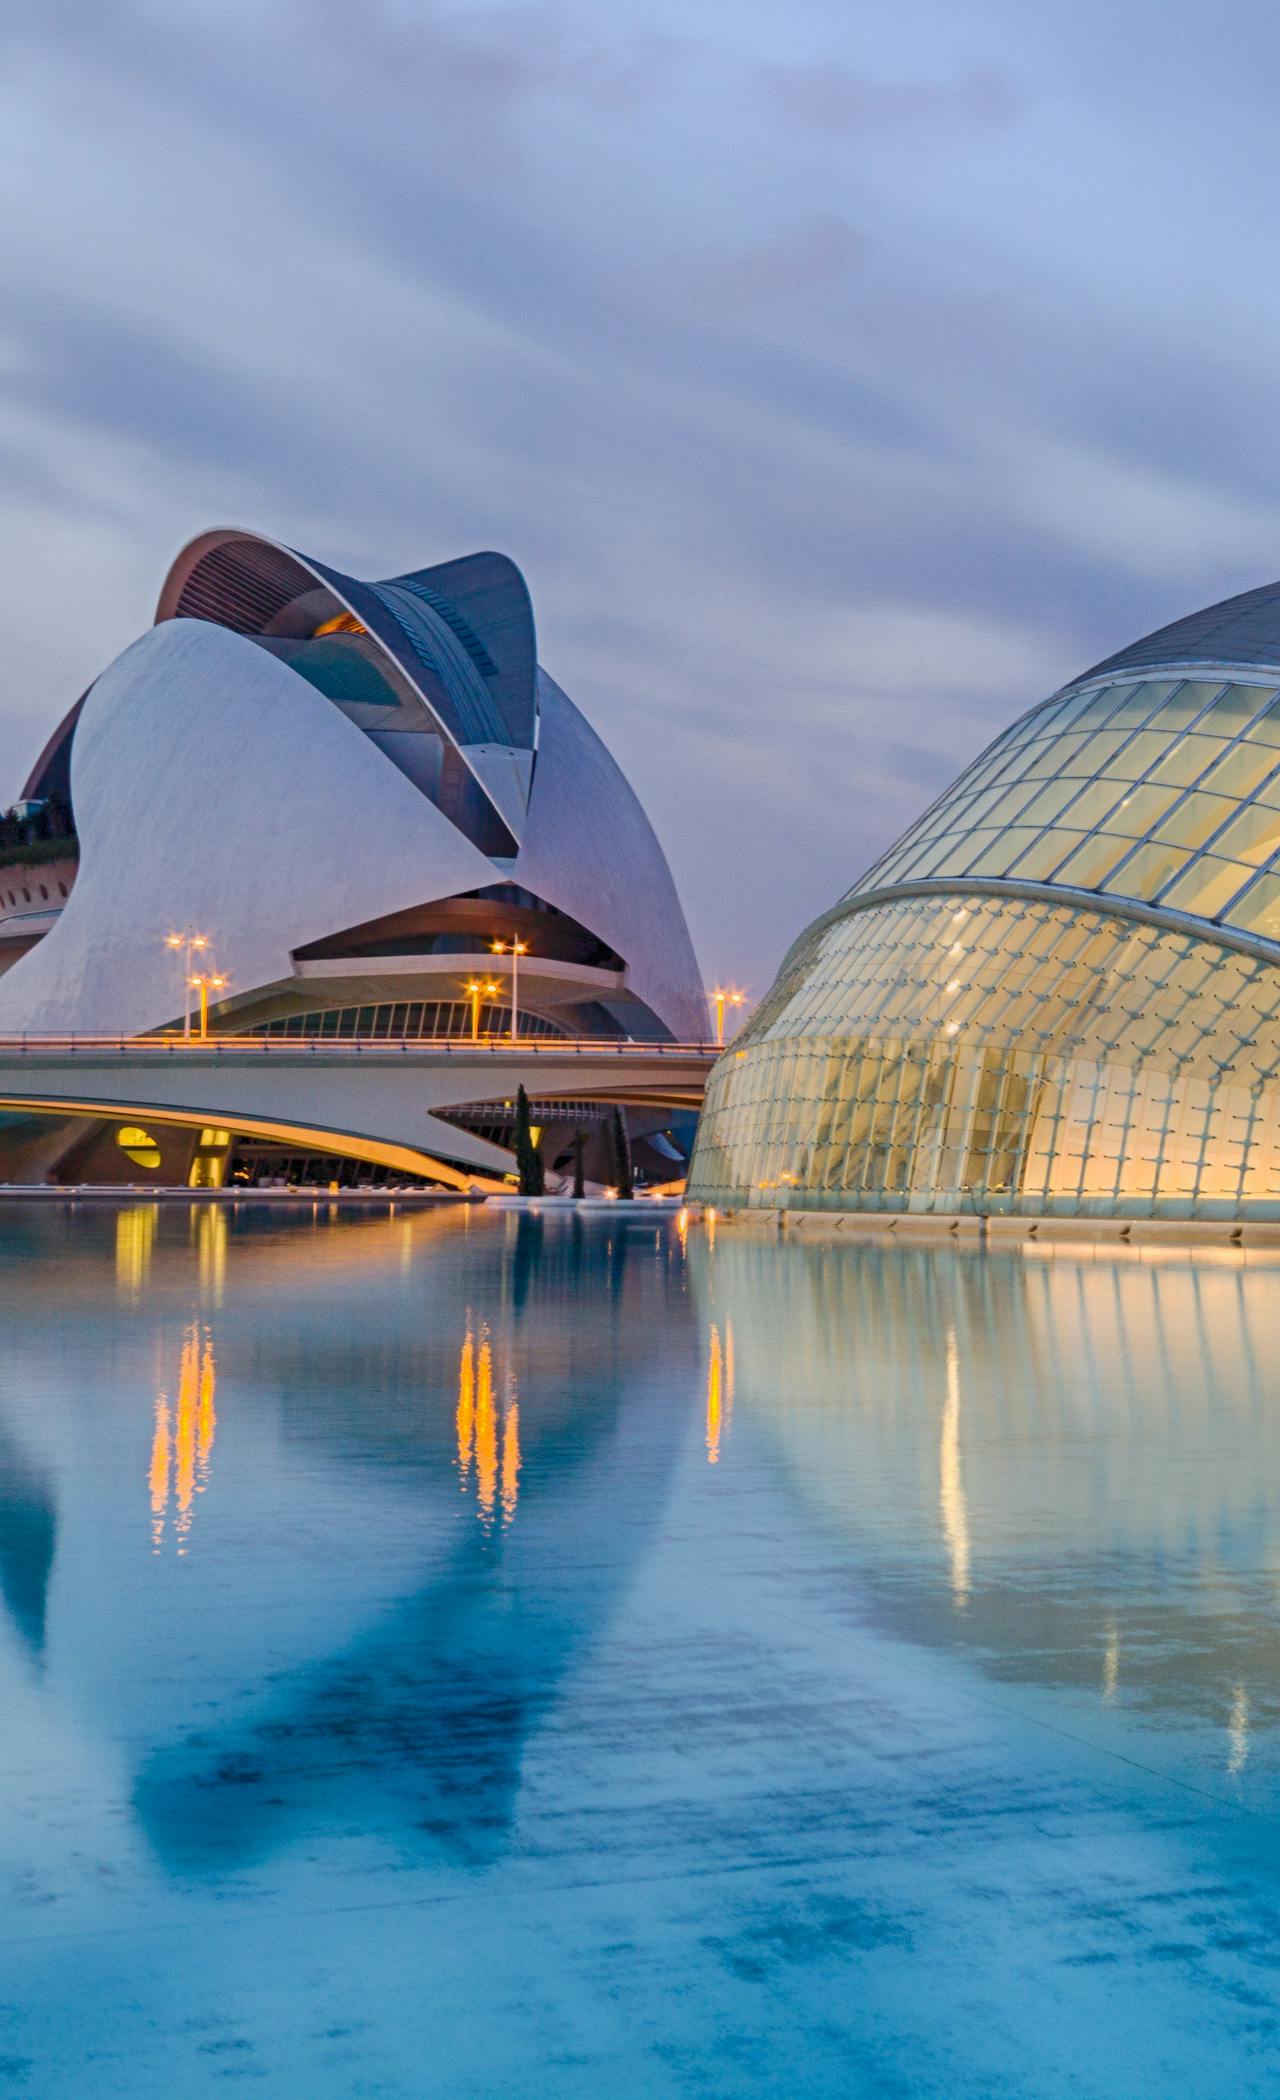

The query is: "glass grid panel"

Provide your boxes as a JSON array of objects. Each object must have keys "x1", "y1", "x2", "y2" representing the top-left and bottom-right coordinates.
[
  {"x1": 844, "y1": 673, "x2": 1280, "y2": 935},
  {"x1": 689, "y1": 892, "x2": 1280, "y2": 1218}
]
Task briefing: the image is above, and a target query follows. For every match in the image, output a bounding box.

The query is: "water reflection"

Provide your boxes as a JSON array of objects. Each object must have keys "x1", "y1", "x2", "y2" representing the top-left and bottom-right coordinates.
[
  {"x1": 115, "y1": 1202, "x2": 157, "y2": 1299},
  {"x1": 705, "y1": 1320, "x2": 735, "y2": 1465},
  {"x1": 0, "y1": 1202, "x2": 693, "y2": 1873},
  {"x1": 938, "y1": 1326, "x2": 969, "y2": 1608},
  {"x1": 149, "y1": 1323, "x2": 217, "y2": 1554},
  {"x1": 692, "y1": 1230, "x2": 1280, "y2": 1778},
  {"x1": 456, "y1": 1321, "x2": 520, "y2": 1526},
  {"x1": 193, "y1": 1202, "x2": 227, "y2": 1302},
  {"x1": 1229, "y1": 1682, "x2": 1250, "y2": 1776}
]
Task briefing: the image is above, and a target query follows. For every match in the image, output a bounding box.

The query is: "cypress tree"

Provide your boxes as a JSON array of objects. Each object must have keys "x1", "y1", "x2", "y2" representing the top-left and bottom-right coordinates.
[
  {"x1": 608, "y1": 1106, "x2": 634, "y2": 1200},
  {"x1": 514, "y1": 1084, "x2": 545, "y2": 1196}
]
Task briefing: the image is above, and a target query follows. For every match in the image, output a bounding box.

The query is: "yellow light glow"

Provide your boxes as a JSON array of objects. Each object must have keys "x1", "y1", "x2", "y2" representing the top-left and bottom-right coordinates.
[
  {"x1": 148, "y1": 1323, "x2": 217, "y2": 1556},
  {"x1": 456, "y1": 1321, "x2": 522, "y2": 1528},
  {"x1": 312, "y1": 611, "x2": 367, "y2": 638},
  {"x1": 457, "y1": 1324, "x2": 476, "y2": 1486},
  {"x1": 706, "y1": 1323, "x2": 723, "y2": 1464},
  {"x1": 939, "y1": 1327, "x2": 970, "y2": 1609},
  {"x1": 501, "y1": 1403, "x2": 520, "y2": 1526},
  {"x1": 116, "y1": 1204, "x2": 157, "y2": 1297},
  {"x1": 116, "y1": 1124, "x2": 162, "y2": 1170},
  {"x1": 475, "y1": 1333, "x2": 497, "y2": 1519},
  {"x1": 149, "y1": 1397, "x2": 170, "y2": 1551},
  {"x1": 196, "y1": 1205, "x2": 227, "y2": 1300}
]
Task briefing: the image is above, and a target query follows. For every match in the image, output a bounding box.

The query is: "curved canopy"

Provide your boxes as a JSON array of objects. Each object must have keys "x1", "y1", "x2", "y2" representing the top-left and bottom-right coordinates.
[{"x1": 156, "y1": 529, "x2": 539, "y2": 848}]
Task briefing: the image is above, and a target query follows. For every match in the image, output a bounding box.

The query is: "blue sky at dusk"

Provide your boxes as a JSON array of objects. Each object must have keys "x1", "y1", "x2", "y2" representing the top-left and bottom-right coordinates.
[{"x1": 3, "y1": 0, "x2": 1280, "y2": 988}]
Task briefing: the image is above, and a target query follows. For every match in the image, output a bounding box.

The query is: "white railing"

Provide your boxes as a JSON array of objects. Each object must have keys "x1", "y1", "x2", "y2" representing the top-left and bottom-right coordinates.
[{"x1": 0, "y1": 1034, "x2": 722, "y2": 1059}]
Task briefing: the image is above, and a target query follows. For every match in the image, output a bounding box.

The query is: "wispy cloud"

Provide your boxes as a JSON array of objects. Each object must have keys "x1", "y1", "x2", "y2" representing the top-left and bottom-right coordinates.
[{"x1": 3, "y1": 0, "x2": 1280, "y2": 979}]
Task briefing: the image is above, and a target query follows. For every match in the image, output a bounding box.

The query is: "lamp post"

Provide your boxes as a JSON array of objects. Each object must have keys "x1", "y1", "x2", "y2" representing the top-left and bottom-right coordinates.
[
  {"x1": 491, "y1": 938, "x2": 529, "y2": 1041},
  {"x1": 165, "y1": 930, "x2": 209, "y2": 1039},
  {"x1": 465, "y1": 976, "x2": 500, "y2": 1041},
  {"x1": 712, "y1": 988, "x2": 745, "y2": 1046},
  {"x1": 188, "y1": 971, "x2": 227, "y2": 1042}
]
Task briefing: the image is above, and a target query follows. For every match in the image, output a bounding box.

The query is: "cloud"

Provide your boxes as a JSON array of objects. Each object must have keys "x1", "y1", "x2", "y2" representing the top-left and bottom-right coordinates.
[
  {"x1": 2, "y1": 0, "x2": 1280, "y2": 986},
  {"x1": 755, "y1": 59, "x2": 1020, "y2": 139}
]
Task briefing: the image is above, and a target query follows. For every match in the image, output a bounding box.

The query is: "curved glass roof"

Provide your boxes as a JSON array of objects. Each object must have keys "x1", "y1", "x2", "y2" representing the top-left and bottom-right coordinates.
[
  {"x1": 1080, "y1": 577, "x2": 1280, "y2": 683},
  {"x1": 853, "y1": 673, "x2": 1280, "y2": 946}
]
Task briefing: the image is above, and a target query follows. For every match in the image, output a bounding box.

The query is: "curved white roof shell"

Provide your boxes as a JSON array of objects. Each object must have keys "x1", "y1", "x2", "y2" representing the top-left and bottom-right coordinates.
[{"x1": 1, "y1": 531, "x2": 705, "y2": 1043}]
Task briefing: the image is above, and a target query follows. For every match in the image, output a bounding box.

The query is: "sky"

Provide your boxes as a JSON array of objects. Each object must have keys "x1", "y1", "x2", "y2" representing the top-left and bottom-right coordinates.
[{"x1": 5, "y1": 0, "x2": 1280, "y2": 994}]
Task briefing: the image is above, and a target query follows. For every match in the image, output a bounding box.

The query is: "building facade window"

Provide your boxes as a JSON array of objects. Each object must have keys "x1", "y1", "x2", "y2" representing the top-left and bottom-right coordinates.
[{"x1": 249, "y1": 1000, "x2": 565, "y2": 1041}]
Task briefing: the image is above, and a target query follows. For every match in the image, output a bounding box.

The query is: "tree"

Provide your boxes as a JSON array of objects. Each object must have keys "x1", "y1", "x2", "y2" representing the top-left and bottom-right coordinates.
[
  {"x1": 513, "y1": 1084, "x2": 545, "y2": 1196},
  {"x1": 570, "y1": 1127, "x2": 586, "y2": 1199},
  {"x1": 607, "y1": 1106, "x2": 634, "y2": 1200}
]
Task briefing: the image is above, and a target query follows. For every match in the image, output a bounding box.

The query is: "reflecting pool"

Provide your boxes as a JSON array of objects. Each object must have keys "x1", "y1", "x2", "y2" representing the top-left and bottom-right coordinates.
[{"x1": 1, "y1": 1202, "x2": 1280, "y2": 2094}]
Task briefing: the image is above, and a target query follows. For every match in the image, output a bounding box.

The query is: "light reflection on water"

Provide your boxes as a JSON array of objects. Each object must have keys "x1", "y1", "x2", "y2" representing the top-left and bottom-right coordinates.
[
  {"x1": 1, "y1": 1202, "x2": 1280, "y2": 2094},
  {"x1": 696, "y1": 1226, "x2": 1280, "y2": 1775},
  {"x1": 148, "y1": 1322, "x2": 217, "y2": 1554}
]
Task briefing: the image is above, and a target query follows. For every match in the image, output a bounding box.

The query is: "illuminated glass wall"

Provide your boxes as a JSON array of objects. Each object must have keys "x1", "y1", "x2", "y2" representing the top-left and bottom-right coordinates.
[{"x1": 690, "y1": 893, "x2": 1280, "y2": 1217}]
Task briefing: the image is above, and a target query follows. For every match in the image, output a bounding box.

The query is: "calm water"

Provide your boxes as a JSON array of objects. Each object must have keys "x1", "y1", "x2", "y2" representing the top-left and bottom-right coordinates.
[{"x1": 1, "y1": 1202, "x2": 1279, "y2": 2095}]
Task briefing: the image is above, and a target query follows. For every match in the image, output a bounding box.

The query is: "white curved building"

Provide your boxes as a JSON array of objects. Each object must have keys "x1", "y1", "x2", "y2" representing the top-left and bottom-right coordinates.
[{"x1": 0, "y1": 531, "x2": 705, "y2": 1186}]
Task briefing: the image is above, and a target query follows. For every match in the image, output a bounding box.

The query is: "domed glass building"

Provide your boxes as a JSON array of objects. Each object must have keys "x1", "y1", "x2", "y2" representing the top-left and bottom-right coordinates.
[{"x1": 691, "y1": 579, "x2": 1280, "y2": 1221}]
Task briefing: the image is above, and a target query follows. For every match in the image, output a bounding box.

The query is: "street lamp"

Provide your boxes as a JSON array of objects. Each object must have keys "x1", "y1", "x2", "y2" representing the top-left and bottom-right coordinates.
[
  {"x1": 165, "y1": 930, "x2": 209, "y2": 1039},
  {"x1": 464, "y1": 976, "x2": 500, "y2": 1041},
  {"x1": 712, "y1": 988, "x2": 745, "y2": 1046},
  {"x1": 490, "y1": 938, "x2": 529, "y2": 1041},
  {"x1": 188, "y1": 971, "x2": 227, "y2": 1042}
]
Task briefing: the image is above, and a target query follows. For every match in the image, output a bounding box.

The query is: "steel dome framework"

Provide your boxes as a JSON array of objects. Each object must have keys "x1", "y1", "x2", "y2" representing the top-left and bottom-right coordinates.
[{"x1": 691, "y1": 577, "x2": 1280, "y2": 1220}]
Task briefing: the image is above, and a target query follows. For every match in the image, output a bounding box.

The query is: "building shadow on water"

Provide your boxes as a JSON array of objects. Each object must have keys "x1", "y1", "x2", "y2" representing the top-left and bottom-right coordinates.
[
  {"x1": 127, "y1": 1210, "x2": 695, "y2": 1873},
  {"x1": 0, "y1": 1418, "x2": 56, "y2": 1662}
]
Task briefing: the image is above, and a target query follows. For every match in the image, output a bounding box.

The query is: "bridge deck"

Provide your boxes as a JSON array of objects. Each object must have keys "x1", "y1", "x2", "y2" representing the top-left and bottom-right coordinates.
[{"x1": 0, "y1": 1038, "x2": 722, "y2": 1187}]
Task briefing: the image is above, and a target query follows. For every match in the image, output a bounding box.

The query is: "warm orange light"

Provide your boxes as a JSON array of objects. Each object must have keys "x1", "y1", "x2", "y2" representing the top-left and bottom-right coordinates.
[
  {"x1": 149, "y1": 1397, "x2": 170, "y2": 1553},
  {"x1": 148, "y1": 1323, "x2": 217, "y2": 1556},
  {"x1": 475, "y1": 1334, "x2": 497, "y2": 1519},
  {"x1": 706, "y1": 1323, "x2": 723, "y2": 1464},
  {"x1": 712, "y1": 987, "x2": 747, "y2": 1045},
  {"x1": 501, "y1": 1403, "x2": 521, "y2": 1526},
  {"x1": 457, "y1": 1321, "x2": 521, "y2": 1529},
  {"x1": 312, "y1": 610, "x2": 367, "y2": 638},
  {"x1": 457, "y1": 1324, "x2": 476, "y2": 1484}
]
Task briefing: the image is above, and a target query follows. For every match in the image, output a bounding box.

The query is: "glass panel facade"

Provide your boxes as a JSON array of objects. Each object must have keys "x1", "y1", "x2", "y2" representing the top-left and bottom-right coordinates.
[
  {"x1": 688, "y1": 893, "x2": 1280, "y2": 1219},
  {"x1": 853, "y1": 672, "x2": 1280, "y2": 935}
]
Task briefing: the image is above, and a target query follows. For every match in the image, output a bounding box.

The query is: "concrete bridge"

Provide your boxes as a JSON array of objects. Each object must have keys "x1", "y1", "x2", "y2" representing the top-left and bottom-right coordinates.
[{"x1": 0, "y1": 1035, "x2": 719, "y2": 1188}]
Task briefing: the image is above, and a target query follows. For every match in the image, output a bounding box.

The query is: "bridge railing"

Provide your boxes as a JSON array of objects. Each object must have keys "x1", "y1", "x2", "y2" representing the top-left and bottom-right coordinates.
[{"x1": 0, "y1": 1034, "x2": 723, "y2": 1058}]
